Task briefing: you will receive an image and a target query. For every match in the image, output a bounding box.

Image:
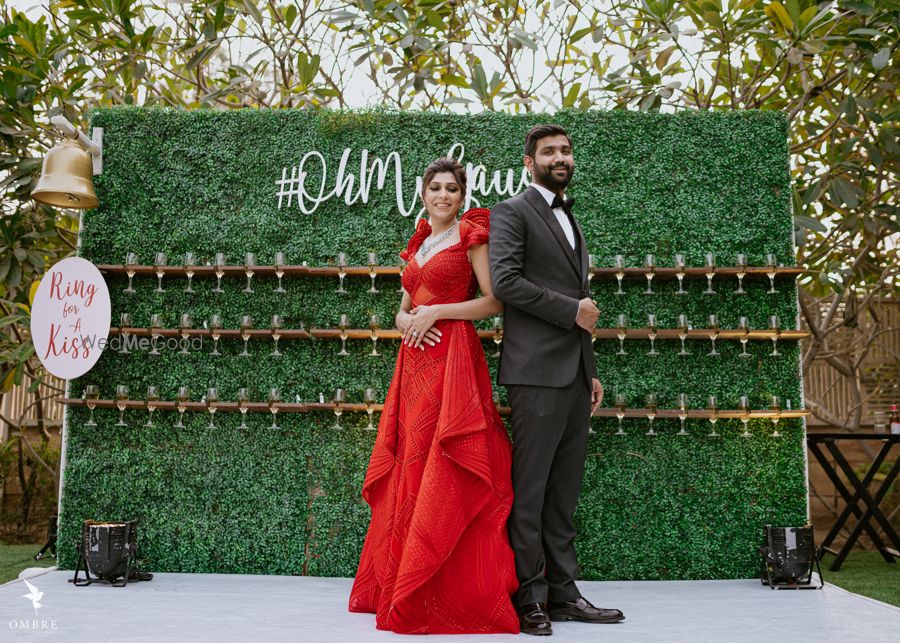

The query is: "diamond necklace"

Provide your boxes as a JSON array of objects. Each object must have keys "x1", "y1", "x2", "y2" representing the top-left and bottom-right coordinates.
[{"x1": 419, "y1": 223, "x2": 457, "y2": 258}]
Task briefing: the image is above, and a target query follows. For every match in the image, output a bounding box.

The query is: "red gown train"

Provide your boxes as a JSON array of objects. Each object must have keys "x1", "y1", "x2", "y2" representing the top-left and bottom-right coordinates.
[{"x1": 348, "y1": 208, "x2": 519, "y2": 634}]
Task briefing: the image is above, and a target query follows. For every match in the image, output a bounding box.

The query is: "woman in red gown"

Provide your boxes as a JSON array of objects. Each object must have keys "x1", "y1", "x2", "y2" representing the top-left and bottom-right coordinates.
[{"x1": 348, "y1": 158, "x2": 519, "y2": 634}]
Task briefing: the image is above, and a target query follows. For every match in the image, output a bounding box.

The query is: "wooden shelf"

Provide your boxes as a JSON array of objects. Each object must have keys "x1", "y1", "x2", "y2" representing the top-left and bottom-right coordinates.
[
  {"x1": 98, "y1": 264, "x2": 803, "y2": 280},
  {"x1": 61, "y1": 398, "x2": 809, "y2": 419},
  {"x1": 107, "y1": 326, "x2": 808, "y2": 341}
]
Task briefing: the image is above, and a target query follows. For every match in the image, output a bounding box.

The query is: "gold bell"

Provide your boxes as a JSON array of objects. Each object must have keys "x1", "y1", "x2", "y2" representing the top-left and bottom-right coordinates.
[{"x1": 31, "y1": 138, "x2": 98, "y2": 209}]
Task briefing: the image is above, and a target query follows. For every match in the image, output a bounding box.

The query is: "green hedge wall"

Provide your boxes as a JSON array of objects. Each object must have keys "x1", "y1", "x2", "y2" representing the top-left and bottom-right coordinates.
[{"x1": 57, "y1": 106, "x2": 805, "y2": 580}]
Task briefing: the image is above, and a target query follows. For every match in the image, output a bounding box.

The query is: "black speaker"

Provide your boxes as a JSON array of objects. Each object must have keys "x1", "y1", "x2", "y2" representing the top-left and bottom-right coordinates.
[
  {"x1": 71, "y1": 520, "x2": 153, "y2": 587},
  {"x1": 759, "y1": 524, "x2": 823, "y2": 589}
]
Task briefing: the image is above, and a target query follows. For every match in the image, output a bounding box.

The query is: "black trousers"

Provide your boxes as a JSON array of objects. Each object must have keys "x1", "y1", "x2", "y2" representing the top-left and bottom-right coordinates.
[{"x1": 505, "y1": 360, "x2": 591, "y2": 606}]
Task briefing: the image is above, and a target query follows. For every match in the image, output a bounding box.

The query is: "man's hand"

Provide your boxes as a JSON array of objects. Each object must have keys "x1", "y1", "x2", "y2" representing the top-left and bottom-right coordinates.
[
  {"x1": 575, "y1": 297, "x2": 600, "y2": 332},
  {"x1": 591, "y1": 378, "x2": 603, "y2": 415}
]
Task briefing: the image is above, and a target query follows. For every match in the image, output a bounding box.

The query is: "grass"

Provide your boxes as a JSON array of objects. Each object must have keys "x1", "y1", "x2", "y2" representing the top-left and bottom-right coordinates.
[
  {"x1": 0, "y1": 542, "x2": 57, "y2": 585},
  {"x1": 820, "y1": 551, "x2": 900, "y2": 608}
]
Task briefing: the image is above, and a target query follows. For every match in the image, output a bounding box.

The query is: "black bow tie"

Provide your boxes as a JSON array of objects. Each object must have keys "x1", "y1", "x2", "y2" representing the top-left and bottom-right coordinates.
[{"x1": 551, "y1": 195, "x2": 575, "y2": 215}]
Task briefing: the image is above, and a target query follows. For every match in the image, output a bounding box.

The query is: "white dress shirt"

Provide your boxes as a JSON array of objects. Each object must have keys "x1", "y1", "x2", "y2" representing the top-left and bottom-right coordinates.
[{"x1": 531, "y1": 182, "x2": 575, "y2": 250}]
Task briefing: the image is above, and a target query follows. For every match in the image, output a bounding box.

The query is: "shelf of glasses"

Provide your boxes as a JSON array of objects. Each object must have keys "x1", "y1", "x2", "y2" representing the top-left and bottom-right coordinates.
[
  {"x1": 589, "y1": 267, "x2": 802, "y2": 280},
  {"x1": 98, "y1": 264, "x2": 803, "y2": 280},
  {"x1": 107, "y1": 327, "x2": 505, "y2": 340},
  {"x1": 61, "y1": 398, "x2": 807, "y2": 420},
  {"x1": 107, "y1": 326, "x2": 808, "y2": 341}
]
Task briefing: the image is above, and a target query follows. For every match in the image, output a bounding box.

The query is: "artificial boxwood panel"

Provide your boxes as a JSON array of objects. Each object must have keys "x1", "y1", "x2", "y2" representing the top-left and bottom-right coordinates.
[{"x1": 57, "y1": 106, "x2": 805, "y2": 580}]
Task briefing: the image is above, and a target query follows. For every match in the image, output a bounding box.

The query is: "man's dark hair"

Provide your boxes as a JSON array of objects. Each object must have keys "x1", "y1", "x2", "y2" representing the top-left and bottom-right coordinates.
[{"x1": 524, "y1": 124, "x2": 572, "y2": 158}]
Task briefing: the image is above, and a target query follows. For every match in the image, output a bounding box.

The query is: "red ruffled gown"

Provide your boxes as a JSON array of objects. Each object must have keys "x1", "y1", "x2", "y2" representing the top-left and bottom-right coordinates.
[{"x1": 348, "y1": 208, "x2": 519, "y2": 634}]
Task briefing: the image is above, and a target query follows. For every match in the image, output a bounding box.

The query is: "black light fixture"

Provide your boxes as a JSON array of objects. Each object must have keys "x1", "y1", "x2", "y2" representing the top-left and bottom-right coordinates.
[
  {"x1": 759, "y1": 524, "x2": 823, "y2": 589},
  {"x1": 71, "y1": 520, "x2": 153, "y2": 587}
]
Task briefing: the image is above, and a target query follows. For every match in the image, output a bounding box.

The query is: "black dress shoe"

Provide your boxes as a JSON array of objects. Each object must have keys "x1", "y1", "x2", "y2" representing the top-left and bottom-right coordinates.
[
  {"x1": 547, "y1": 596, "x2": 624, "y2": 623},
  {"x1": 518, "y1": 602, "x2": 553, "y2": 636}
]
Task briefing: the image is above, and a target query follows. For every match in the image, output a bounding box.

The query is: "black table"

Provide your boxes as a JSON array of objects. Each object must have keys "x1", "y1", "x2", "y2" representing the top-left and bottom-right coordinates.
[{"x1": 807, "y1": 432, "x2": 900, "y2": 571}]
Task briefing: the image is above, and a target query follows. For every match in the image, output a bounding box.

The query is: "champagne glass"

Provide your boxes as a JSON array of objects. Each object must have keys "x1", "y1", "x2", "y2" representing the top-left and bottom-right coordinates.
[
  {"x1": 369, "y1": 314, "x2": 380, "y2": 356},
  {"x1": 239, "y1": 314, "x2": 253, "y2": 357},
  {"x1": 237, "y1": 387, "x2": 250, "y2": 429},
  {"x1": 209, "y1": 314, "x2": 223, "y2": 356},
  {"x1": 707, "y1": 395, "x2": 719, "y2": 437},
  {"x1": 766, "y1": 253, "x2": 778, "y2": 294},
  {"x1": 175, "y1": 386, "x2": 189, "y2": 428},
  {"x1": 367, "y1": 252, "x2": 380, "y2": 293},
  {"x1": 271, "y1": 314, "x2": 283, "y2": 357},
  {"x1": 274, "y1": 251, "x2": 287, "y2": 293},
  {"x1": 338, "y1": 314, "x2": 350, "y2": 356},
  {"x1": 178, "y1": 313, "x2": 192, "y2": 355},
  {"x1": 769, "y1": 314, "x2": 780, "y2": 356},
  {"x1": 674, "y1": 253, "x2": 687, "y2": 295},
  {"x1": 492, "y1": 316, "x2": 503, "y2": 358},
  {"x1": 614, "y1": 255, "x2": 625, "y2": 295},
  {"x1": 646, "y1": 313, "x2": 659, "y2": 356},
  {"x1": 677, "y1": 313, "x2": 691, "y2": 356},
  {"x1": 703, "y1": 252, "x2": 716, "y2": 295},
  {"x1": 115, "y1": 384, "x2": 129, "y2": 427},
  {"x1": 205, "y1": 387, "x2": 219, "y2": 429},
  {"x1": 332, "y1": 388, "x2": 346, "y2": 430},
  {"x1": 243, "y1": 252, "x2": 256, "y2": 294},
  {"x1": 738, "y1": 316, "x2": 751, "y2": 357},
  {"x1": 83, "y1": 384, "x2": 99, "y2": 426},
  {"x1": 739, "y1": 395, "x2": 751, "y2": 438},
  {"x1": 149, "y1": 313, "x2": 163, "y2": 356},
  {"x1": 119, "y1": 312, "x2": 132, "y2": 354},
  {"x1": 676, "y1": 393, "x2": 689, "y2": 436},
  {"x1": 615, "y1": 393, "x2": 626, "y2": 435},
  {"x1": 707, "y1": 314, "x2": 720, "y2": 356},
  {"x1": 213, "y1": 253, "x2": 226, "y2": 293},
  {"x1": 364, "y1": 388, "x2": 377, "y2": 430},
  {"x1": 184, "y1": 252, "x2": 196, "y2": 293},
  {"x1": 124, "y1": 252, "x2": 138, "y2": 293},
  {"x1": 769, "y1": 395, "x2": 781, "y2": 437},
  {"x1": 145, "y1": 385, "x2": 160, "y2": 427},
  {"x1": 268, "y1": 388, "x2": 282, "y2": 430},
  {"x1": 616, "y1": 314, "x2": 628, "y2": 356},
  {"x1": 398, "y1": 258, "x2": 407, "y2": 293},
  {"x1": 735, "y1": 253, "x2": 747, "y2": 294},
  {"x1": 336, "y1": 252, "x2": 348, "y2": 294},
  {"x1": 153, "y1": 252, "x2": 167, "y2": 293},
  {"x1": 645, "y1": 393, "x2": 657, "y2": 436},
  {"x1": 643, "y1": 254, "x2": 655, "y2": 295},
  {"x1": 587, "y1": 254, "x2": 596, "y2": 283}
]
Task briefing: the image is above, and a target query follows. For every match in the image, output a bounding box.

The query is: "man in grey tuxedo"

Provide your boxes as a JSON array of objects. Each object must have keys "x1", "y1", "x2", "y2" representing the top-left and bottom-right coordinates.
[{"x1": 489, "y1": 124, "x2": 624, "y2": 636}]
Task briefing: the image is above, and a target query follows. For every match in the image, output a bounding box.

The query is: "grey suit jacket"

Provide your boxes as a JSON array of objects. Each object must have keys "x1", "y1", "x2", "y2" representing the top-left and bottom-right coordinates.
[{"x1": 489, "y1": 185, "x2": 596, "y2": 389}]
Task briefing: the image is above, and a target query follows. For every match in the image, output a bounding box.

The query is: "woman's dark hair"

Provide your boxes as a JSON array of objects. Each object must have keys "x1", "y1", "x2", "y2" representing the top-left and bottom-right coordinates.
[
  {"x1": 524, "y1": 124, "x2": 572, "y2": 157},
  {"x1": 421, "y1": 157, "x2": 467, "y2": 195}
]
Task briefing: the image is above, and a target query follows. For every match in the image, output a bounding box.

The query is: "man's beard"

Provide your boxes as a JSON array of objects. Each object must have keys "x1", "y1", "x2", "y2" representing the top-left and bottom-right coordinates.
[{"x1": 532, "y1": 161, "x2": 573, "y2": 191}]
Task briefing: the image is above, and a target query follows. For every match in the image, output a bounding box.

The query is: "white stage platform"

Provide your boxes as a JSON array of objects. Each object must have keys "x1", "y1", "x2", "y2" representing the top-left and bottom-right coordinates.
[{"x1": 2, "y1": 567, "x2": 898, "y2": 641}]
